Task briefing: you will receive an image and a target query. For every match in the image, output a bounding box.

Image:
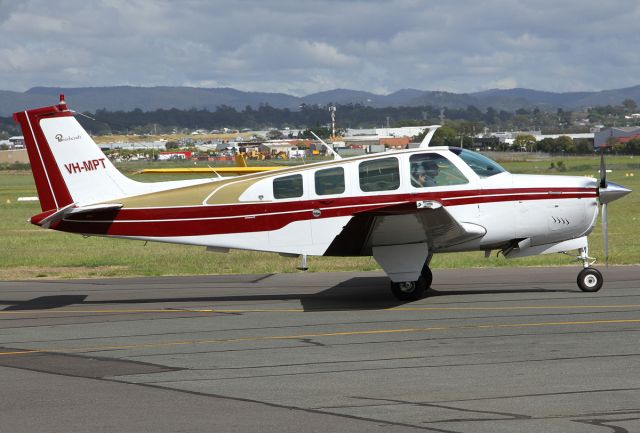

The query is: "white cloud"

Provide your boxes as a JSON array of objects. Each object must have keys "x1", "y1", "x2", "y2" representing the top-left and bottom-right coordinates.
[
  {"x1": 488, "y1": 77, "x2": 519, "y2": 90},
  {"x1": 1, "y1": 0, "x2": 639, "y2": 95}
]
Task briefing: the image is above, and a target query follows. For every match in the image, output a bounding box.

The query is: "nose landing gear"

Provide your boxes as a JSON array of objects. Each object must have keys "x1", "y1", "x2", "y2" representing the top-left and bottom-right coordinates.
[
  {"x1": 577, "y1": 268, "x2": 603, "y2": 292},
  {"x1": 576, "y1": 246, "x2": 603, "y2": 292}
]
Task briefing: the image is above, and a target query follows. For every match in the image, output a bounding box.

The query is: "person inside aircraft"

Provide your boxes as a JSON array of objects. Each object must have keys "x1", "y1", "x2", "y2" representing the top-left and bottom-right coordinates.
[{"x1": 412, "y1": 161, "x2": 439, "y2": 187}]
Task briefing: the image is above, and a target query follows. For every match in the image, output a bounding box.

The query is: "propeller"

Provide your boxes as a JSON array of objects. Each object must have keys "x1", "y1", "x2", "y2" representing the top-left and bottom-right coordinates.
[
  {"x1": 597, "y1": 146, "x2": 632, "y2": 266},
  {"x1": 599, "y1": 148, "x2": 608, "y2": 266},
  {"x1": 599, "y1": 149, "x2": 607, "y2": 189}
]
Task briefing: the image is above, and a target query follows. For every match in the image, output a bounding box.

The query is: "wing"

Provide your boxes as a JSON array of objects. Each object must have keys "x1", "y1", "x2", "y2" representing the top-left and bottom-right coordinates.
[
  {"x1": 325, "y1": 200, "x2": 485, "y2": 256},
  {"x1": 324, "y1": 200, "x2": 485, "y2": 283}
]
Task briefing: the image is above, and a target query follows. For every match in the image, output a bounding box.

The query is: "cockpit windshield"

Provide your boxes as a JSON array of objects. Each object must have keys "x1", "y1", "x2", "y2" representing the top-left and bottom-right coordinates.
[{"x1": 449, "y1": 148, "x2": 506, "y2": 178}]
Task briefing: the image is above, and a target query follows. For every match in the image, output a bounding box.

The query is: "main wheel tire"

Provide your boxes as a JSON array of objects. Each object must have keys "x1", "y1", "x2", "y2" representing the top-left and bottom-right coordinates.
[
  {"x1": 421, "y1": 264, "x2": 433, "y2": 288},
  {"x1": 577, "y1": 268, "x2": 603, "y2": 292},
  {"x1": 391, "y1": 277, "x2": 427, "y2": 301}
]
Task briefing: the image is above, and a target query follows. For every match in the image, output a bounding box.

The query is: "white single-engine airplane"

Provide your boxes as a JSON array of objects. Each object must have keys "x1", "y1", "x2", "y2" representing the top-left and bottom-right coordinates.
[{"x1": 14, "y1": 96, "x2": 631, "y2": 300}]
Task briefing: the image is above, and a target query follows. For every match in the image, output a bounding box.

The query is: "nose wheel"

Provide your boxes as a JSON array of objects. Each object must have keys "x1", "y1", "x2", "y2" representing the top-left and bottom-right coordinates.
[
  {"x1": 575, "y1": 246, "x2": 603, "y2": 292},
  {"x1": 577, "y1": 268, "x2": 603, "y2": 292}
]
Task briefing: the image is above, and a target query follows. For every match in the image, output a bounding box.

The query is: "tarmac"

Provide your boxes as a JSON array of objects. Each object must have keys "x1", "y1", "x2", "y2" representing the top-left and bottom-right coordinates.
[{"x1": 0, "y1": 266, "x2": 639, "y2": 433}]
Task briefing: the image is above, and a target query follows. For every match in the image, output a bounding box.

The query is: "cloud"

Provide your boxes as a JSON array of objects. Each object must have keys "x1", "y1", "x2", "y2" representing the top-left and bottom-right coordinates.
[{"x1": 1, "y1": 0, "x2": 640, "y2": 95}]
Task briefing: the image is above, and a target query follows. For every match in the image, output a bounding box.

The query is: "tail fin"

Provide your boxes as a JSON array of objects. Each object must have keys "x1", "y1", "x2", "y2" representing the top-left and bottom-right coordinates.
[{"x1": 13, "y1": 95, "x2": 147, "y2": 212}]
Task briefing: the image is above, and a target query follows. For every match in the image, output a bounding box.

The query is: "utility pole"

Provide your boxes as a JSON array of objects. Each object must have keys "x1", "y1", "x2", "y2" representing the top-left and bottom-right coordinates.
[{"x1": 329, "y1": 105, "x2": 336, "y2": 140}]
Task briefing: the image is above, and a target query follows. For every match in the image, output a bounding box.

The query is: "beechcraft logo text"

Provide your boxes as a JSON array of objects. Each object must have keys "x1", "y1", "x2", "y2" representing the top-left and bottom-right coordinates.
[{"x1": 55, "y1": 133, "x2": 81, "y2": 142}]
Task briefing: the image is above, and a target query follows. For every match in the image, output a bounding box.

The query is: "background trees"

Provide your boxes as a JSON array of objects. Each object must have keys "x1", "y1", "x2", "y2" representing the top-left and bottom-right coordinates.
[
  {"x1": 2, "y1": 100, "x2": 635, "y2": 154},
  {"x1": 513, "y1": 134, "x2": 537, "y2": 152}
]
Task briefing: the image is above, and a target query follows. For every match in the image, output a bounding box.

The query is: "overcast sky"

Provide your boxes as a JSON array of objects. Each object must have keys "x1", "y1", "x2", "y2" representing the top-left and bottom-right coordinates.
[{"x1": 1, "y1": 0, "x2": 639, "y2": 96}]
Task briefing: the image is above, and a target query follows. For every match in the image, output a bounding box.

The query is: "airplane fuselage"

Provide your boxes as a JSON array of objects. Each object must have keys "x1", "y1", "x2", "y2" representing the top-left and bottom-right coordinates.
[{"x1": 46, "y1": 148, "x2": 599, "y2": 259}]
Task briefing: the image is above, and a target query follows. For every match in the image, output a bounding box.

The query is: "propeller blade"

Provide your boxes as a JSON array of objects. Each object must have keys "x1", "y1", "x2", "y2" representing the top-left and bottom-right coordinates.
[
  {"x1": 602, "y1": 202, "x2": 608, "y2": 267},
  {"x1": 599, "y1": 148, "x2": 607, "y2": 189}
]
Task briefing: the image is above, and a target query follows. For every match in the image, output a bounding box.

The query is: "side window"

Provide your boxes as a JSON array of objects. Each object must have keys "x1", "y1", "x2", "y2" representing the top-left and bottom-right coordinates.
[
  {"x1": 359, "y1": 157, "x2": 400, "y2": 192},
  {"x1": 315, "y1": 167, "x2": 345, "y2": 195},
  {"x1": 409, "y1": 153, "x2": 468, "y2": 188},
  {"x1": 273, "y1": 174, "x2": 303, "y2": 199}
]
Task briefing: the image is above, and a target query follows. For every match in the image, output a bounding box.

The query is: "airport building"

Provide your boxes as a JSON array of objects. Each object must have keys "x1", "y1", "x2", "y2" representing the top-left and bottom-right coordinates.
[
  {"x1": 594, "y1": 127, "x2": 640, "y2": 147},
  {"x1": 0, "y1": 149, "x2": 29, "y2": 164}
]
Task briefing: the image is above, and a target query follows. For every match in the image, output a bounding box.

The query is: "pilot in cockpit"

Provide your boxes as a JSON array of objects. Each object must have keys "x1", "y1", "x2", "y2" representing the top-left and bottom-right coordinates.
[{"x1": 412, "y1": 161, "x2": 439, "y2": 187}]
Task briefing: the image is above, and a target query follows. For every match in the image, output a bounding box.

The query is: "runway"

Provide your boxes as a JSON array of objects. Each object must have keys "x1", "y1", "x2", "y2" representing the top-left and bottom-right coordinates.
[{"x1": 0, "y1": 266, "x2": 639, "y2": 433}]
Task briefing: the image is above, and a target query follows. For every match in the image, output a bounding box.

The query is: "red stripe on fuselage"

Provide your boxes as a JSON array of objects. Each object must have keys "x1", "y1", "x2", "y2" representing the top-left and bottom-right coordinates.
[{"x1": 53, "y1": 187, "x2": 597, "y2": 237}]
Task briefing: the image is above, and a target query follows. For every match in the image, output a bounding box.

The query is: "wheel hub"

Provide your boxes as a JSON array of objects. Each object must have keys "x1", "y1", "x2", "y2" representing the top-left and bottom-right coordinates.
[
  {"x1": 583, "y1": 274, "x2": 598, "y2": 288},
  {"x1": 397, "y1": 281, "x2": 416, "y2": 293}
]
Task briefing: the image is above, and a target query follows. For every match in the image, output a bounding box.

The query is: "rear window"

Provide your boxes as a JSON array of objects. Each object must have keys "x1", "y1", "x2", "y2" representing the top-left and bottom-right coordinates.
[
  {"x1": 273, "y1": 174, "x2": 303, "y2": 199},
  {"x1": 359, "y1": 157, "x2": 400, "y2": 192}
]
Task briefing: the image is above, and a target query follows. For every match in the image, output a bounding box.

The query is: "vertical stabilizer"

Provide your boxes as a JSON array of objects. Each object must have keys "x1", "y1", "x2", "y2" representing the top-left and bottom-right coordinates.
[{"x1": 13, "y1": 96, "x2": 150, "y2": 212}]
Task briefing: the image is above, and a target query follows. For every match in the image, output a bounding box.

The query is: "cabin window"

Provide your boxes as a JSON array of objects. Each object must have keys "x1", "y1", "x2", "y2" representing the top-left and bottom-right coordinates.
[
  {"x1": 273, "y1": 174, "x2": 303, "y2": 199},
  {"x1": 359, "y1": 157, "x2": 400, "y2": 192},
  {"x1": 315, "y1": 167, "x2": 345, "y2": 195},
  {"x1": 409, "y1": 153, "x2": 468, "y2": 188}
]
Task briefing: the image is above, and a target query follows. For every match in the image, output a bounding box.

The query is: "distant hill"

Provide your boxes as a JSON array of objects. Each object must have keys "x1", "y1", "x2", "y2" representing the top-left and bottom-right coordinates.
[
  {"x1": 300, "y1": 88, "x2": 379, "y2": 106},
  {"x1": 1, "y1": 84, "x2": 639, "y2": 116}
]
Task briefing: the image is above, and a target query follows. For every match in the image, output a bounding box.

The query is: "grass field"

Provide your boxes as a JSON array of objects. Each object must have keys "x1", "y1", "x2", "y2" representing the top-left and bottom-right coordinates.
[{"x1": 1, "y1": 155, "x2": 638, "y2": 280}]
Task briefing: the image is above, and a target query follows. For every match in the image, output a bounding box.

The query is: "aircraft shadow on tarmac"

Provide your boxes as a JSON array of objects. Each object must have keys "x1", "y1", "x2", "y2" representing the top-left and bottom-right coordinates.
[
  {"x1": 2, "y1": 295, "x2": 89, "y2": 311},
  {"x1": 0, "y1": 276, "x2": 573, "y2": 312}
]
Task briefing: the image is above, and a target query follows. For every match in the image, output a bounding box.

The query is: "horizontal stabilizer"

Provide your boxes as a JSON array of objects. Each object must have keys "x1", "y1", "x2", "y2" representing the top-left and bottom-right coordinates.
[
  {"x1": 68, "y1": 203, "x2": 123, "y2": 214},
  {"x1": 33, "y1": 203, "x2": 75, "y2": 229},
  {"x1": 32, "y1": 203, "x2": 123, "y2": 228}
]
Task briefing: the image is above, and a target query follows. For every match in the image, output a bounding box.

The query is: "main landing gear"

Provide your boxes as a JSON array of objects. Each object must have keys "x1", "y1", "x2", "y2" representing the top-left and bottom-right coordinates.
[
  {"x1": 390, "y1": 260, "x2": 433, "y2": 301},
  {"x1": 576, "y1": 247, "x2": 603, "y2": 292}
]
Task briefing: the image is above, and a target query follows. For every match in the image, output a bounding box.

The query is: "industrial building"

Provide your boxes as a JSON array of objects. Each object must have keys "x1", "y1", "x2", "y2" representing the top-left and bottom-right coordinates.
[{"x1": 594, "y1": 127, "x2": 640, "y2": 147}]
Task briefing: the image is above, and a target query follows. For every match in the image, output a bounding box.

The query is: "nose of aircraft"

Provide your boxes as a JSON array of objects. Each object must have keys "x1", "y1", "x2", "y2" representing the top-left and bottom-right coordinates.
[{"x1": 599, "y1": 181, "x2": 632, "y2": 204}]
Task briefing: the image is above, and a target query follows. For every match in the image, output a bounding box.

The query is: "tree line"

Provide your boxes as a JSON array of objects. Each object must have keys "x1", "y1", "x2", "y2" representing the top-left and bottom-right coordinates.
[
  {"x1": 413, "y1": 127, "x2": 599, "y2": 154},
  {"x1": 57, "y1": 103, "x2": 599, "y2": 136},
  {"x1": 1, "y1": 100, "x2": 639, "y2": 154}
]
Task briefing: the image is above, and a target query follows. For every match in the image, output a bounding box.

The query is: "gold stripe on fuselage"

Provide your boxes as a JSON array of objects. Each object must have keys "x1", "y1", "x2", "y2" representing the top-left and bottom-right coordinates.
[
  {"x1": 117, "y1": 149, "x2": 442, "y2": 208},
  {"x1": 141, "y1": 167, "x2": 280, "y2": 175}
]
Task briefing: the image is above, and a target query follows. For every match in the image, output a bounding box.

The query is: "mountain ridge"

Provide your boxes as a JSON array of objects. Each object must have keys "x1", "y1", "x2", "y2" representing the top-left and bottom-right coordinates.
[{"x1": 1, "y1": 84, "x2": 639, "y2": 116}]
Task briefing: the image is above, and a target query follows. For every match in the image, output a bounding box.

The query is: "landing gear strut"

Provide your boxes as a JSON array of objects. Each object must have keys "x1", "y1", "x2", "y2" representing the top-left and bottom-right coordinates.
[
  {"x1": 390, "y1": 255, "x2": 433, "y2": 301},
  {"x1": 576, "y1": 246, "x2": 603, "y2": 292}
]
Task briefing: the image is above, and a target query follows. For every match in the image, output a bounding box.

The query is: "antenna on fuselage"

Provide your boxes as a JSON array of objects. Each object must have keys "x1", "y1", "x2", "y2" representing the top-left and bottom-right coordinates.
[
  {"x1": 418, "y1": 125, "x2": 442, "y2": 149},
  {"x1": 310, "y1": 131, "x2": 342, "y2": 160}
]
